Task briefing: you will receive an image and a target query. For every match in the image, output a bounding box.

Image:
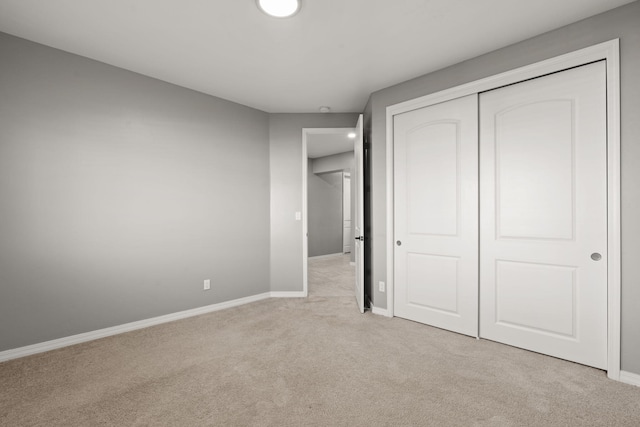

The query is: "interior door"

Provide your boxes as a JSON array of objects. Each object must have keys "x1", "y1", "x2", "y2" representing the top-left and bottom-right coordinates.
[
  {"x1": 479, "y1": 61, "x2": 608, "y2": 369},
  {"x1": 354, "y1": 115, "x2": 365, "y2": 313},
  {"x1": 393, "y1": 94, "x2": 478, "y2": 337}
]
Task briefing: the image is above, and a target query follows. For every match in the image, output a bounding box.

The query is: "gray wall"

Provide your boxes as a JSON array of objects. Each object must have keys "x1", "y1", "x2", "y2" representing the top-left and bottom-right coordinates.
[
  {"x1": 365, "y1": 1, "x2": 640, "y2": 374},
  {"x1": 307, "y1": 164, "x2": 343, "y2": 257},
  {"x1": 0, "y1": 32, "x2": 271, "y2": 352},
  {"x1": 269, "y1": 114, "x2": 359, "y2": 292},
  {"x1": 312, "y1": 151, "x2": 354, "y2": 174},
  {"x1": 310, "y1": 151, "x2": 356, "y2": 260}
]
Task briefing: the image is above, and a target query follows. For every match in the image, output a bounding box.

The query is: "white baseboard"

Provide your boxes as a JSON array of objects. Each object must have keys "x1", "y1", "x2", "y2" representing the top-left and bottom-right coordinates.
[
  {"x1": 620, "y1": 370, "x2": 640, "y2": 387},
  {"x1": 371, "y1": 305, "x2": 390, "y2": 317},
  {"x1": 0, "y1": 292, "x2": 271, "y2": 363},
  {"x1": 270, "y1": 291, "x2": 306, "y2": 298},
  {"x1": 308, "y1": 252, "x2": 344, "y2": 260},
  {"x1": 5, "y1": 287, "x2": 638, "y2": 389}
]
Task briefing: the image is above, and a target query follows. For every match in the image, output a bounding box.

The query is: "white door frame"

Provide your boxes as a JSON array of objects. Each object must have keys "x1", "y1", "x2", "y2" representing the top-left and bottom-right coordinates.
[
  {"x1": 302, "y1": 127, "x2": 355, "y2": 296},
  {"x1": 342, "y1": 172, "x2": 351, "y2": 254},
  {"x1": 385, "y1": 39, "x2": 621, "y2": 380}
]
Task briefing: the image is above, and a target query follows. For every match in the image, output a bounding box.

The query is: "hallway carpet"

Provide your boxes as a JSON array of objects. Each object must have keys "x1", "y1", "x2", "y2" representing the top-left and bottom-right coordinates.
[{"x1": 1, "y1": 255, "x2": 639, "y2": 426}]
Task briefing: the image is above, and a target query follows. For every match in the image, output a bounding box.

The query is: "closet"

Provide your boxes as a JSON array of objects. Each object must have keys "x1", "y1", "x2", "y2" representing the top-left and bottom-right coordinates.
[{"x1": 393, "y1": 61, "x2": 608, "y2": 369}]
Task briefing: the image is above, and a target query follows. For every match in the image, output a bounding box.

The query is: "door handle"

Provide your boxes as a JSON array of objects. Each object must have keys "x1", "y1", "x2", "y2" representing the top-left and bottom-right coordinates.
[
  {"x1": 591, "y1": 253, "x2": 602, "y2": 261},
  {"x1": 355, "y1": 236, "x2": 364, "y2": 241}
]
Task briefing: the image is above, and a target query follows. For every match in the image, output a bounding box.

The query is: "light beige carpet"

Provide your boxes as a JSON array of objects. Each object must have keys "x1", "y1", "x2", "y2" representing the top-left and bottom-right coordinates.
[{"x1": 1, "y1": 255, "x2": 639, "y2": 426}]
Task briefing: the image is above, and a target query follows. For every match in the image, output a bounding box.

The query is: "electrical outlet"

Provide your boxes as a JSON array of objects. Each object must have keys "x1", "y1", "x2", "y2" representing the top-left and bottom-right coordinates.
[
  {"x1": 204, "y1": 279, "x2": 211, "y2": 291},
  {"x1": 379, "y1": 281, "x2": 385, "y2": 293}
]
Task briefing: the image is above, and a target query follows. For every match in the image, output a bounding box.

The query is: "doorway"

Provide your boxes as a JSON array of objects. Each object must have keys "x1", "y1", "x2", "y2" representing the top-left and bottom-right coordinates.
[
  {"x1": 302, "y1": 118, "x2": 365, "y2": 311},
  {"x1": 302, "y1": 128, "x2": 355, "y2": 297}
]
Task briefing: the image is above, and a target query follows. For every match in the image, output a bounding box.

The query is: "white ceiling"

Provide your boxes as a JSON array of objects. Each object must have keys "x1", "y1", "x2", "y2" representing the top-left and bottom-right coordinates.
[
  {"x1": 307, "y1": 131, "x2": 355, "y2": 159},
  {"x1": 0, "y1": 0, "x2": 634, "y2": 113}
]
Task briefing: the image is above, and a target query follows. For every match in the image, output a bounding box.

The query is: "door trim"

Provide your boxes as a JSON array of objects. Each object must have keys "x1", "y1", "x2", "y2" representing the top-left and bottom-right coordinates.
[
  {"x1": 385, "y1": 39, "x2": 621, "y2": 380},
  {"x1": 302, "y1": 127, "x2": 355, "y2": 297}
]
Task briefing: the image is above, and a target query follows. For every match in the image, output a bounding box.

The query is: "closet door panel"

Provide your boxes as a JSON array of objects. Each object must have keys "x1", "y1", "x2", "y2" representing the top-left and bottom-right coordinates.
[
  {"x1": 394, "y1": 94, "x2": 478, "y2": 337},
  {"x1": 479, "y1": 62, "x2": 608, "y2": 369}
]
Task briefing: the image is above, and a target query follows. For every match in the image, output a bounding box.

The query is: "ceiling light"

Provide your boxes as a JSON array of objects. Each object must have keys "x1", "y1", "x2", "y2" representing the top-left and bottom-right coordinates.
[
  {"x1": 257, "y1": 0, "x2": 301, "y2": 18},
  {"x1": 319, "y1": 106, "x2": 331, "y2": 113},
  {"x1": 347, "y1": 132, "x2": 356, "y2": 139}
]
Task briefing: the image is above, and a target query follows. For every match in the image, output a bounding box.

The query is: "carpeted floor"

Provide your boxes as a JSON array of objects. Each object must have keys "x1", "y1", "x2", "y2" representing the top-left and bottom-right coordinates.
[{"x1": 1, "y1": 254, "x2": 639, "y2": 426}]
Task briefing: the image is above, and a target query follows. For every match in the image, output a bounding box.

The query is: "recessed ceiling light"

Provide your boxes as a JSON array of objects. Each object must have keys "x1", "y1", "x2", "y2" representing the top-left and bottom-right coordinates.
[
  {"x1": 257, "y1": 0, "x2": 301, "y2": 18},
  {"x1": 347, "y1": 132, "x2": 356, "y2": 139},
  {"x1": 319, "y1": 106, "x2": 331, "y2": 113}
]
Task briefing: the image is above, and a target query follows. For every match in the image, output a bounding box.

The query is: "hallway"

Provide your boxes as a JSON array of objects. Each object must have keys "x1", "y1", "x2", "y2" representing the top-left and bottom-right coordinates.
[{"x1": 308, "y1": 254, "x2": 355, "y2": 298}]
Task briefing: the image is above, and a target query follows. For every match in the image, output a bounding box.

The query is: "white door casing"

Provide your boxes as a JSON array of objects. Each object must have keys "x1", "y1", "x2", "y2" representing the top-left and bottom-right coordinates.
[
  {"x1": 385, "y1": 40, "x2": 620, "y2": 379},
  {"x1": 393, "y1": 94, "x2": 479, "y2": 337},
  {"x1": 479, "y1": 61, "x2": 608, "y2": 369},
  {"x1": 354, "y1": 115, "x2": 365, "y2": 313}
]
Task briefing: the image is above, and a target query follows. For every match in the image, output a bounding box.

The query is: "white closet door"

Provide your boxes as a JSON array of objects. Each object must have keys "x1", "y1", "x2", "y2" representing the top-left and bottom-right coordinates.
[
  {"x1": 479, "y1": 62, "x2": 608, "y2": 369},
  {"x1": 394, "y1": 94, "x2": 478, "y2": 337}
]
